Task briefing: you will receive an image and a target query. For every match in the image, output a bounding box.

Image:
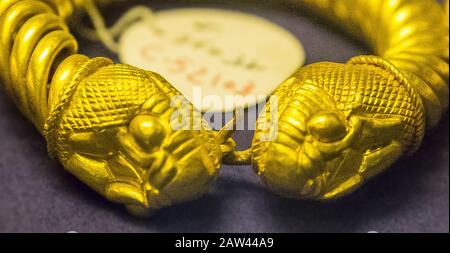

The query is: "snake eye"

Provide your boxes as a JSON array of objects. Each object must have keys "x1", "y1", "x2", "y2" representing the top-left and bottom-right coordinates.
[
  {"x1": 129, "y1": 115, "x2": 166, "y2": 151},
  {"x1": 308, "y1": 112, "x2": 347, "y2": 142}
]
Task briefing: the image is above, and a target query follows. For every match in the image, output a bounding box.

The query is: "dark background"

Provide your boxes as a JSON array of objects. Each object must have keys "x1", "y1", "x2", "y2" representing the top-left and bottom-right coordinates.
[{"x1": 0, "y1": 1, "x2": 448, "y2": 232}]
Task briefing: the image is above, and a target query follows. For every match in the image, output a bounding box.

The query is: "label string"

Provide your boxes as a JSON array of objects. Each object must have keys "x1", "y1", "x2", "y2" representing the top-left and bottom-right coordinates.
[{"x1": 79, "y1": 0, "x2": 155, "y2": 53}]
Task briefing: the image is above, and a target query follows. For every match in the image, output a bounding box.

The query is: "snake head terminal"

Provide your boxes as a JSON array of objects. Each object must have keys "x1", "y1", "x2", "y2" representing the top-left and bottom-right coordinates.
[
  {"x1": 45, "y1": 58, "x2": 224, "y2": 215},
  {"x1": 251, "y1": 60, "x2": 423, "y2": 200}
]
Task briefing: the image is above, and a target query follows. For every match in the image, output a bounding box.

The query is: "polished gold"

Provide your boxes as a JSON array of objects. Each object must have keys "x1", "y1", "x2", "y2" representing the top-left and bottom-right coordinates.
[{"x1": 0, "y1": 0, "x2": 448, "y2": 214}]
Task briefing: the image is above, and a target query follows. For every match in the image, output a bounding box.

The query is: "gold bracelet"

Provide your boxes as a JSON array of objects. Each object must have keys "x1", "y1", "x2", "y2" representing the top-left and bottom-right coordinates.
[{"x1": 0, "y1": 0, "x2": 448, "y2": 216}]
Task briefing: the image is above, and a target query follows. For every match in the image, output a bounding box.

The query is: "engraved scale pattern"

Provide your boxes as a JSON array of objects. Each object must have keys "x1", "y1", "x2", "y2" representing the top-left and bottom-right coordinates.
[
  {"x1": 61, "y1": 64, "x2": 158, "y2": 131},
  {"x1": 291, "y1": 62, "x2": 424, "y2": 152}
]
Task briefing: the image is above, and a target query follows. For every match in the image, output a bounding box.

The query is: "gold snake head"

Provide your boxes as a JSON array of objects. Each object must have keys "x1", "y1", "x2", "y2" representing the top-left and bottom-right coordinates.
[
  {"x1": 252, "y1": 78, "x2": 408, "y2": 200},
  {"x1": 46, "y1": 58, "x2": 222, "y2": 215}
]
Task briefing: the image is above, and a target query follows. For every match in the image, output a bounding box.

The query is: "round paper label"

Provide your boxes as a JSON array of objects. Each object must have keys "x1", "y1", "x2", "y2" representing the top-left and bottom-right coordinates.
[{"x1": 119, "y1": 8, "x2": 305, "y2": 112}]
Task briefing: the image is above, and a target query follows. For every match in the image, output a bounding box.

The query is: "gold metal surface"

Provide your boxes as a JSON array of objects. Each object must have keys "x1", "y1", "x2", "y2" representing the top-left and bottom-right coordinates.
[{"x1": 0, "y1": 0, "x2": 448, "y2": 214}]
